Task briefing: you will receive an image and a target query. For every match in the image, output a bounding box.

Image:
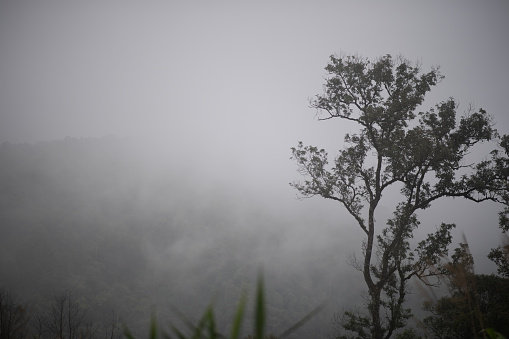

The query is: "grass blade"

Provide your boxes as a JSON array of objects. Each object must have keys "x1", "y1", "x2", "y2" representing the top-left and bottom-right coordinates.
[
  {"x1": 254, "y1": 272, "x2": 265, "y2": 339},
  {"x1": 230, "y1": 292, "x2": 247, "y2": 339},
  {"x1": 149, "y1": 316, "x2": 158, "y2": 339}
]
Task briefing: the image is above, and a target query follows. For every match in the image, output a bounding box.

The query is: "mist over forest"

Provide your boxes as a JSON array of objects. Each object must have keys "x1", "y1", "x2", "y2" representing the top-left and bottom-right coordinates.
[
  {"x1": 1, "y1": 133, "x2": 506, "y2": 338},
  {"x1": 0, "y1": 136, "x2": 370, "y2": 337}
]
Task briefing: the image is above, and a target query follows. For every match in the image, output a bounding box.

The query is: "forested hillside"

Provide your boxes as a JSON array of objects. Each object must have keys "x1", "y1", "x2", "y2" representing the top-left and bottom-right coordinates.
[
  {"x1": 0, "y1": 137, "x2": 363, "y2": 338},
  {"x1": 2, "y1": 137, "x2": 507, "y2": 338}
]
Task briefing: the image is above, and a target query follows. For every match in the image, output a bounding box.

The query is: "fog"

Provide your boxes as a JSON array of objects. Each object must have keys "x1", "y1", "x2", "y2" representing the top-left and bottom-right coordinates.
[{"x1": 1, "y1": 1, "x2": 508, "y2": 337}]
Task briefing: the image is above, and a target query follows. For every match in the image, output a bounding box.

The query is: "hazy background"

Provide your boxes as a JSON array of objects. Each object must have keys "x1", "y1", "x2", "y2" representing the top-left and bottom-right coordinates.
[{"x1": 0, "y1": 1, "x2": 508, "y2": 335}]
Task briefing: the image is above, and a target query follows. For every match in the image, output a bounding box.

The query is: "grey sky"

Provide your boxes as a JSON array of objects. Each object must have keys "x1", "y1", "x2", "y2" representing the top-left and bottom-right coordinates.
[
  {"x1": 1, "y1": 1, "x2": 508, "y2": 271},
  {"x1": 2, "y1": 1, "x2": 507, "y2": 142}
]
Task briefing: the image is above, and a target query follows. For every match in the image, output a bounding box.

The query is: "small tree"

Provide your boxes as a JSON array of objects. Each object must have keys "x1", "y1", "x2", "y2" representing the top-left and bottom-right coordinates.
[
  {"x1": 423, "y1": 242, "x2": 509, "y2": 338},
  {"x1": 290, "y1": 54, "x2": 505, "y2": 339},
  {"x1": 46, "y1": 290, "x2": 87, "y2": 339},
  {"x1": 0, "y1": 287, "x2": 30, "y2": 339},
  {"x1": 102, "y1": 311, "x2": 121, "y2": 339}
]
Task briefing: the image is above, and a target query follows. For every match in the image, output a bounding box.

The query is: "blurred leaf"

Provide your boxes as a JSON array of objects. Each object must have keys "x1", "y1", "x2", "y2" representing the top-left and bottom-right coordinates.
[
  {"x1": 254, "y1": 272, "x2": 265, "y2": 339},
  {"x1": 230, "y1": 292, "x2": 247, "y2": 339}
]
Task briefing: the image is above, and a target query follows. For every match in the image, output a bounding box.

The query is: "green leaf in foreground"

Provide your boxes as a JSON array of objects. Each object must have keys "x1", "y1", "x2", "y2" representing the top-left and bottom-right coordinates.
[
  {"x1": 483, "y1": 328, "x2": 506, "y2": 339},
  {"x1": 230, "y1": 292, "x2": 247, "y2": 339},
  {"x1": 123, "y1": 273, "x2": 324, "y2": 339},
  {"x1": 254, "y1": 273, "x2": 265, "y2": 339}
]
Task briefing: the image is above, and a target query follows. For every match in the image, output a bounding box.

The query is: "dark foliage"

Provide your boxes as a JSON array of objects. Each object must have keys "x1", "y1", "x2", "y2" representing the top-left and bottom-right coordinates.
[{"x1": 423, "y1": 243, "x2": 509, "y2": 338}]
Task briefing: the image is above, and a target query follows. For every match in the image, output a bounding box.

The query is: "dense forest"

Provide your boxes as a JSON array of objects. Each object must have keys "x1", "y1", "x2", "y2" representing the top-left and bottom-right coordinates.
[{"x1": 0, "y1": 137, "x2": 507, "y2": 338}]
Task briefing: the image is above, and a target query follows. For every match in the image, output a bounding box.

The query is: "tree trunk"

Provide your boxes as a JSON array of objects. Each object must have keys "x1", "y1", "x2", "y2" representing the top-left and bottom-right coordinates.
[{"x1": 369, "y1": 286, "x2": 383, "y2": 339}]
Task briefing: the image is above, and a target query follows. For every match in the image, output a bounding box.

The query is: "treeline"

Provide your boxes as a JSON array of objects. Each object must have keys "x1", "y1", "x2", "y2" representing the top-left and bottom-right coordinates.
[{"x1": 0, "y1": 287, "x2": 121, "y2": 339}]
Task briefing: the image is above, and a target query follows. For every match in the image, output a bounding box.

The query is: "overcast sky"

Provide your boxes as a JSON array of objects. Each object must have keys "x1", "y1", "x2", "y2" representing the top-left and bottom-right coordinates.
[{"x1": 1, "y1": 1, "x2": 508, "y2": 271}]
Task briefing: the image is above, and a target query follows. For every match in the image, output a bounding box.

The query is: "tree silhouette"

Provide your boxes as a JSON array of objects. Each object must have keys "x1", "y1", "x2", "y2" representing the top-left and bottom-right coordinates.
[
  {"x1": 45, "y1": 291, "x2": 87, "y2": 339},
  {"x1": 291, "y1": 54, "x2": 506, "y2": 338}
]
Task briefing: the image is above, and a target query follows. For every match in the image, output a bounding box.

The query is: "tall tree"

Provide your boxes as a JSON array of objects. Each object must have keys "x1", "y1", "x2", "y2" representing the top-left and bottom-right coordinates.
[{"x1": 290, "y1": 54, "x2": 505, "y2": 339}]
